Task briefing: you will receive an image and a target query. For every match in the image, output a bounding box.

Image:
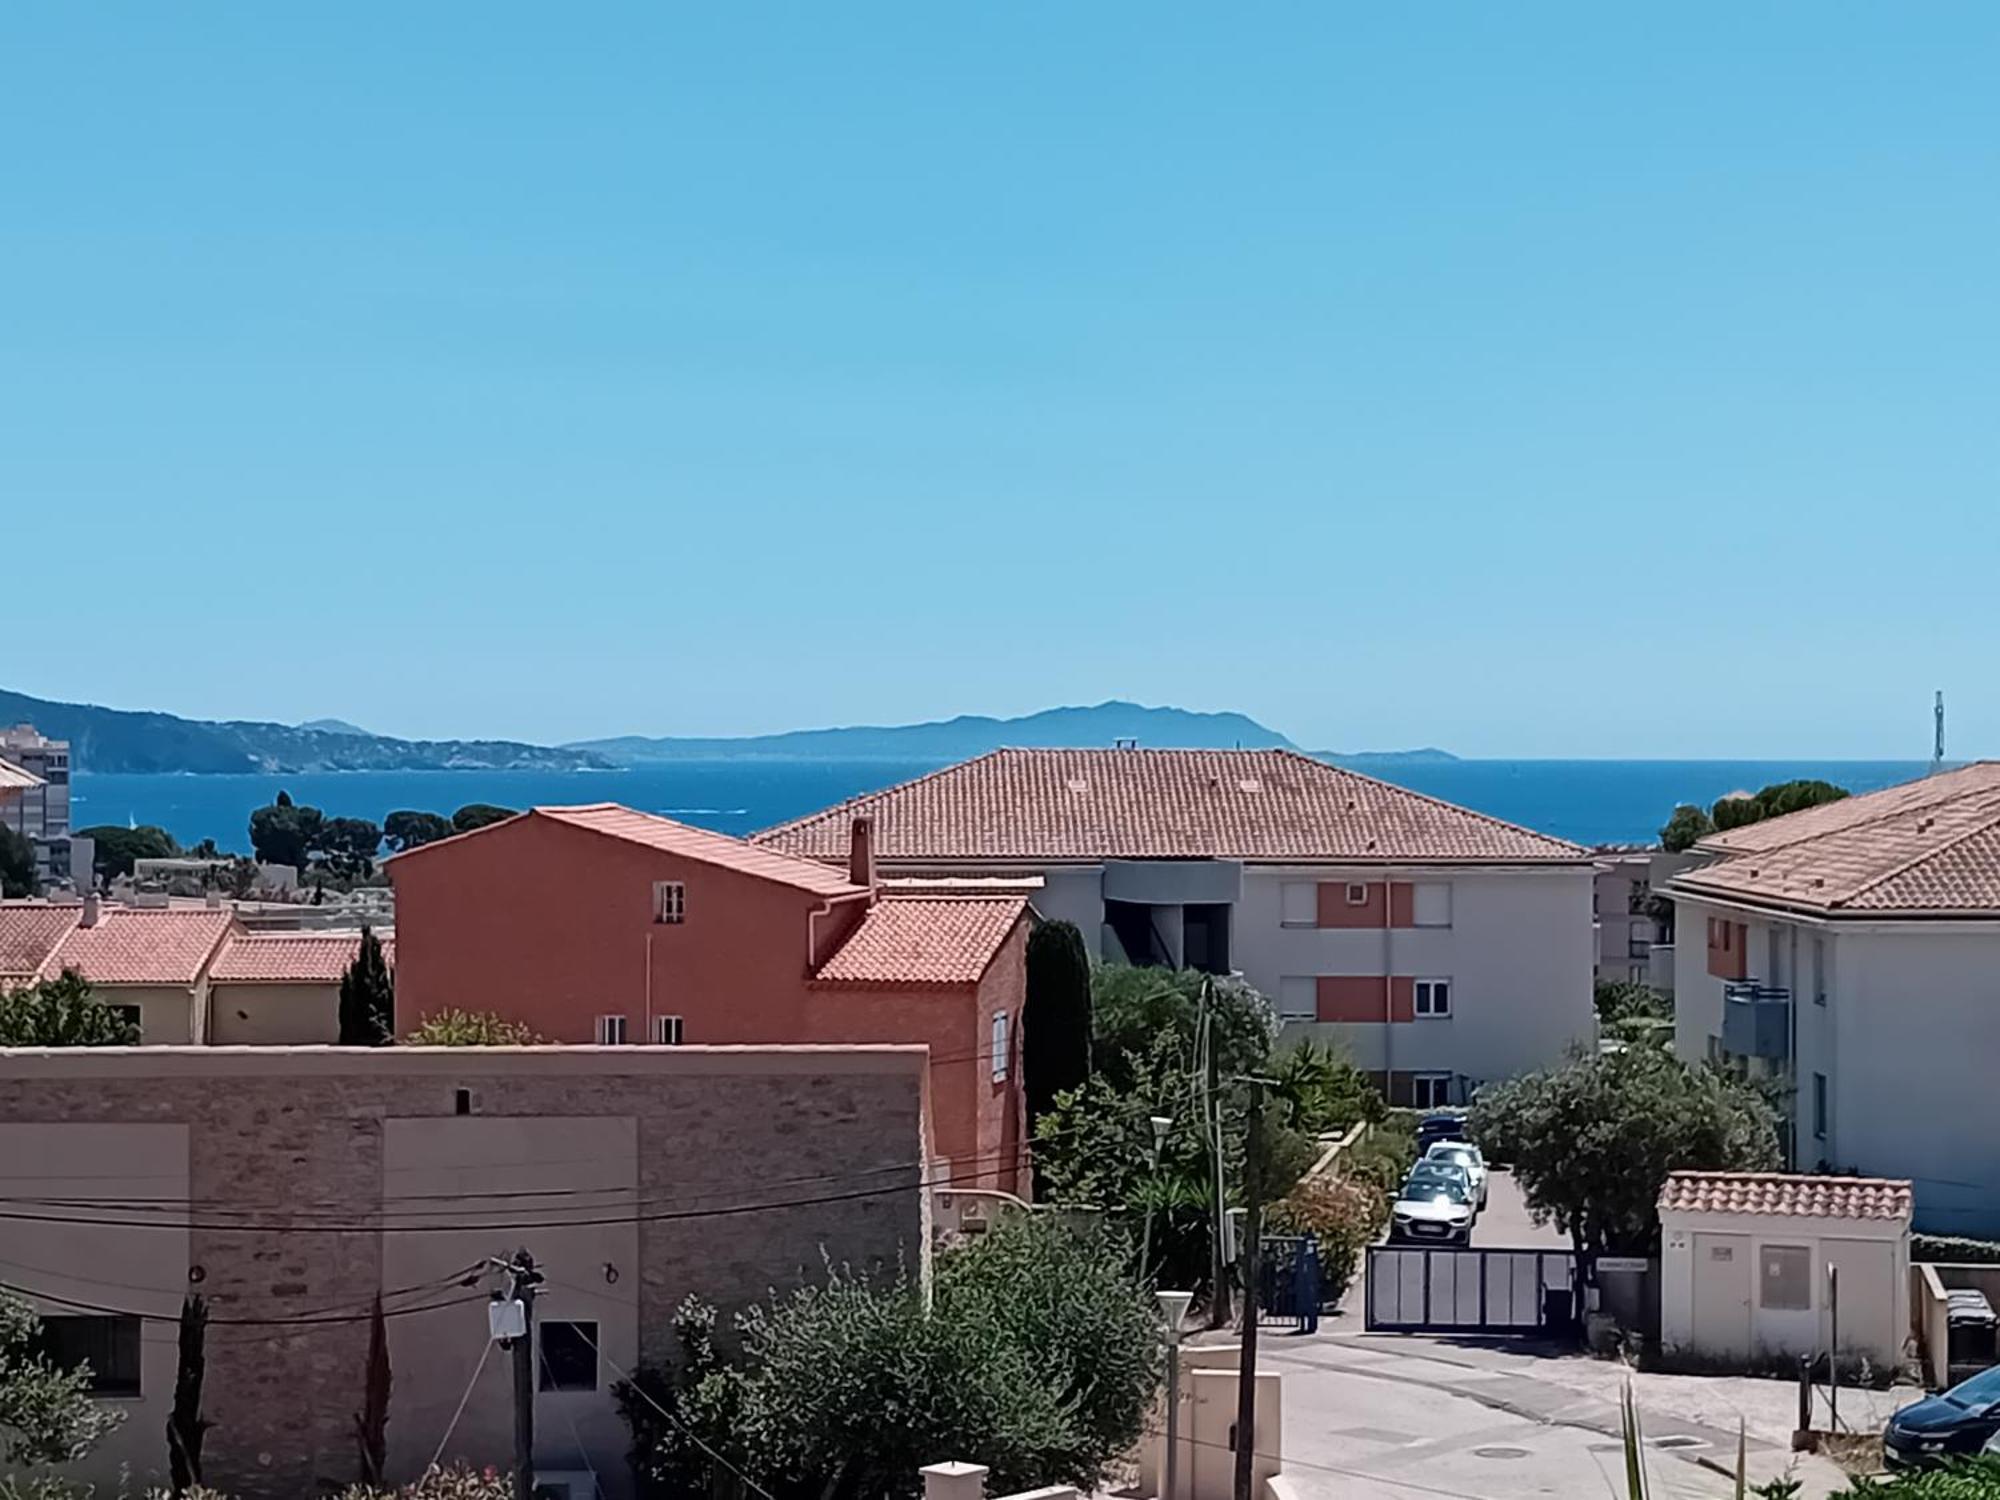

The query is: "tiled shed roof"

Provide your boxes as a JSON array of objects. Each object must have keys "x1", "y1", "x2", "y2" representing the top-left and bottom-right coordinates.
[
  {"x1": 755, "y1": 749, "x2": 1585, "y2": 865},
  {"x1": 211, "y1": 932, "x2": 394, "y2": 983},
  {"x1": 390, "y1": 804, "x2": 867, "y2": 899},
  {"x1": 42, "y1": 908, "x2": 237, "y2": 986},
  {"x1": 1677, "y1": 763, "x2": 2000, "y2": 915},
  {"x1": 812, "y1": 897, "x2": 1027, "y2": 988},
  {"x1": 1658, "y1": 1172, "x2": 1913, "y2": 1222},
  {"x1": 0, "y1": 903, "x2": 80, "y2": 981}
]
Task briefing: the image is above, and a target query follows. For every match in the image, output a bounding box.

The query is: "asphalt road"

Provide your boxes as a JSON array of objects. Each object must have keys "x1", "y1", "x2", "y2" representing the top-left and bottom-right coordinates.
[{"x1": 1472, "y1": 1169, "x2": 1568, "y2": 1249}]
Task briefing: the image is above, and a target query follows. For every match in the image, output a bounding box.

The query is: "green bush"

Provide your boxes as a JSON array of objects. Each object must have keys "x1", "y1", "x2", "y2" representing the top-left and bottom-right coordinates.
[
  {"x1": 1264, "y1": 1175, "x2": 1386, "y2": 1308},
  {"x1": 1913, "y1": 1234, "x2": 2000, "y2": 1266},
  {"x1": 1824, "y1": 1456, "x2": 2000, "y2": 1496},
  {"x1": 619, "y1": 1215, "x2": 1163, "y2": 1500}
]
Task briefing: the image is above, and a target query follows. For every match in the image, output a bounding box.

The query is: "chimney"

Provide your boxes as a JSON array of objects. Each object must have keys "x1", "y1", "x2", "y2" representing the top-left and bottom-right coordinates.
[
  {"x1": 80, "y1": 892, "x2": 101, "y2": 928},
  {"x1": 848, "y1": 816, "x2": 877, "y2": 892}
]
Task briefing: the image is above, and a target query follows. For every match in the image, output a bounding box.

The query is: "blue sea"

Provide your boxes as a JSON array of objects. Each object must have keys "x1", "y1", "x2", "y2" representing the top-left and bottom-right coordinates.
[{"x1": 71, "y1": 758, "x2": 1933, "y2": 853}]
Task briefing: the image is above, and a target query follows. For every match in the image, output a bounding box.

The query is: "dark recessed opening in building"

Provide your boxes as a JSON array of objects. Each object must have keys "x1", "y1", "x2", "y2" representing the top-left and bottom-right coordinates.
[{"x1": 454, "y1": 1088, "x2": 472, "y2": 1116}]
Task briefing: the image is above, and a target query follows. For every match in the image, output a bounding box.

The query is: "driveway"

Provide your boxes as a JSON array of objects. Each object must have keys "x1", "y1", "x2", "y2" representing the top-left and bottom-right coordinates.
[{"x1": 1471, "y1": 1169, "x2": 1568, "y2": 1249}]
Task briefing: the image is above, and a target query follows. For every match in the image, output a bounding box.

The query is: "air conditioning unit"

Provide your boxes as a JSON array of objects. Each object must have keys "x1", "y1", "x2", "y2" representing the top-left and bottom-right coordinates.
[{"x1": 533, "y1": 1470, "x2": 599, "y2": 1500}]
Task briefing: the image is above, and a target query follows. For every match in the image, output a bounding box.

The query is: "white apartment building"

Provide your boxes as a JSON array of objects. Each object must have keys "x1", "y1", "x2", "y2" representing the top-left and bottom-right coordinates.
[
  {"x1": 0, "y1": 724, "x2": 72, "y2": 880},
  {"x1": 1671, "y1": 763, "x2": 2000, "y2": 1238},
  {"x1": 756, "y1": 748, "x2": 1596, "y2": 1107},
  {"x1": 1595, "y1": 848, "x2": 1698, "y2": 991}
]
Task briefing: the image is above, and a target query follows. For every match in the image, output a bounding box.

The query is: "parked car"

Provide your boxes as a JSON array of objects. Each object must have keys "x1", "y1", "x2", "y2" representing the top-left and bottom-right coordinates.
[
  {"x1": 1402, "y1": 1159, "x2": 1478, "y2": 1217},
  {"x1": 1423, "y1": 1140, "x2": 1489, "y2": 1209},
  {"x1": 1884, "y1": 1365, "x2": 2000, "y2": 1469},
  {"x1": 1415, "y1": 1109, "x2": 1470, "y2": 1155},
  {"x1": 1389, "y1": 1176, "x2": 1477, "y2": 1247}
]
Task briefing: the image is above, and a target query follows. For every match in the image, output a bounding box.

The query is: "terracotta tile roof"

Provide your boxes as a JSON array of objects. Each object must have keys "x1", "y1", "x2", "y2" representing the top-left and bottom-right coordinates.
[
  {"x1": 391, "y1": 804, "x2": 868, "y2": 899},
  {"x1": 41, "y1": 908, "x2": 237, "y2": 986},
  {"x1": 1676, "y1": 763, "x2": 2000, "y2": 915},
  {"x1": 812, "y1": 896, "x2": 1028, "y2": 988},
  {"x1": 1659, "y1": 1171, "x2": 1913, "y2": 1222},
  {"x1": 0, "y1": 759, "x2": 44, "y2": 793},
  {"x1": 0, "y1": 903, "x2": 80, "y2": 981},
  {"x1": 754, "y1": 749, "x2": 1585, "y2": 865},
  {"x1": 211, "y1": 931, "x2": 394, "y2": 983}
]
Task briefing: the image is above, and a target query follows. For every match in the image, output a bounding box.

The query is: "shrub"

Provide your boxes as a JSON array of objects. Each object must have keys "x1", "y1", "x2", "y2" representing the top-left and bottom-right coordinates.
[
  {"x1": 1264, "y1": 1175, "x2": 1387, "y2": 1308},
  {"x1": 0, "y1": 970, "x2": 140, "y2": 1047},
  {"x1": 1913, "y1": 1234, "x2": 2000, "y2": 1266},
  {"x1": 404, "y1": 1009, "x2": 544, "y2": 1046},
  {"x1": 619, "y1": 1215, "x2": 1163, "y2": 1500}
]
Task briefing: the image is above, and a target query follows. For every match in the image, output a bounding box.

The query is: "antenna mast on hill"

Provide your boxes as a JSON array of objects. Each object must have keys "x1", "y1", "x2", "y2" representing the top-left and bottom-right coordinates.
[{"x1": 1932, "y1": 690, "x2": 1946, "y2": 775}]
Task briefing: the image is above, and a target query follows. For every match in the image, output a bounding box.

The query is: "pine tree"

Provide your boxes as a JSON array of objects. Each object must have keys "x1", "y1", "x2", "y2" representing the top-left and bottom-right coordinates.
[{"x1": 338, "y1": 925, "x2": 394, "y2": 1046}]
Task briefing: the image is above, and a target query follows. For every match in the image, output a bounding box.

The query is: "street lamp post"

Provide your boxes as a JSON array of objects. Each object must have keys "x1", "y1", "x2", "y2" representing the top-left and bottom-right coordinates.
[
  {"x1": 1156, "y1": 1290, "x2": 1194, "y2": 1500},
  {"x1": 1137, "y1": 1114, "x2": 1173, "y2": 1288}
]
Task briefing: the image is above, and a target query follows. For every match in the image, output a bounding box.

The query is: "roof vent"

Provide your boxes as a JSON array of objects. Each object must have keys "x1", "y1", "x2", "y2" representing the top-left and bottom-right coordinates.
[
  {"x1": 1065, "y1": 777, "x2": 1088, "y2": 794},
  {"x1": 1238, "y1": 778, "x2": 1262, "y2": 793}
]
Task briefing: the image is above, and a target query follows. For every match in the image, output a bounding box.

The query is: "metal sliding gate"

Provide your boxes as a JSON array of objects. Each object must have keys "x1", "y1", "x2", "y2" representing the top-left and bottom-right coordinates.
[{"x1": 1364, "y1": 1246, "x2": 1575, "y2": 1334}]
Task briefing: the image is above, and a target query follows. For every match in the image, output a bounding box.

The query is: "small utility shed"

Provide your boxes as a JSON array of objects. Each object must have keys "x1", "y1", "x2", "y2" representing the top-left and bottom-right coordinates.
[{"x1": 1660, "y1": 1172, "x2": 1911, "y2": 1370}]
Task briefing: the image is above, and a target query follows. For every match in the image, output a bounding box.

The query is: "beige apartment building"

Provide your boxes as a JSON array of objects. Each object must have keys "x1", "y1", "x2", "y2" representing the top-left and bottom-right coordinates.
[
  {"x1": 0, "y1": 725, "x2": 71, "y2": 882},
  {"x1": 0, "y1": 1044, "x2": 930, "y2": 1498},
  {"x1": 1671, "y1": 763, "x2": 2000, "y2": 1237},
  {"x1": 757, "y1": 748, "x2": 1596, "y2": 1107}
]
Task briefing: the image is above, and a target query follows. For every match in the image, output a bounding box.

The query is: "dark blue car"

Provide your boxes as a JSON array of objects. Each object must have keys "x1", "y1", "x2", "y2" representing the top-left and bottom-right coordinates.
[{"x1": 1883, "y1": 1365, "x2": 2000, "y2": 1469}]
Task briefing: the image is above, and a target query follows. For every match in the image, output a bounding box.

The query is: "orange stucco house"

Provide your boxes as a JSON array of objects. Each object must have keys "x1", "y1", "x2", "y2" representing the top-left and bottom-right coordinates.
[{"x1": 386, "y1": 804, "x2": 1028, "y2": 1194}]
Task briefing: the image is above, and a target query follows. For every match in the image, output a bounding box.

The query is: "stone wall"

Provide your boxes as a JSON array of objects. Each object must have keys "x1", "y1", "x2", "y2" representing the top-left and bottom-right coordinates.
[{"x1": 0, "y1": 1047, "x2": 928, "y2": 1498}]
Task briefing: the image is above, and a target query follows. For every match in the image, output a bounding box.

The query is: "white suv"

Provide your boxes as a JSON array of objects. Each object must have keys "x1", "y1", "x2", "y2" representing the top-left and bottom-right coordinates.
[{"x1": 1422, "y1": 1140, "x2": 1488, "y2": 1209}]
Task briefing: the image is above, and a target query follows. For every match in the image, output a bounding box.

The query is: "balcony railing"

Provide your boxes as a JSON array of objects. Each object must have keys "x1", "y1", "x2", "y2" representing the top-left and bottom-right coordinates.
[{"x1": 1722, "y1": 982, "x2": 1791, "y2": 1060}]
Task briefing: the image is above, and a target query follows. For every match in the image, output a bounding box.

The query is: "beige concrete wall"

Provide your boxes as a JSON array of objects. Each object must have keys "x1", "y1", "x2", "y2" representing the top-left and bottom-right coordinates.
[
  {"x1": 0, "y1": 1123, "x2": 188, "y2": 1491},
  {"x1": 0, "y1": 1046, "x2": 929, "y2": 1499},
  {"x1": 208, "y1": 981, "x2": 342, "y2": 1044},
  {"x1": 96, "y1": 983, "x2": 200, "y2": 1044}
]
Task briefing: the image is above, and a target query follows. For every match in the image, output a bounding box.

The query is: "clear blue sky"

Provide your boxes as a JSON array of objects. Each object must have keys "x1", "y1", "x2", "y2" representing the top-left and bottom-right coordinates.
[{"x1": 6, "y1": 5, "x2": 1996, "y2": 758}]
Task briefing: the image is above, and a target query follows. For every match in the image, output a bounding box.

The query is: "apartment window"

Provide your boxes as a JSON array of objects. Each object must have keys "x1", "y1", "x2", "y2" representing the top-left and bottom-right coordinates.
[
  {"x1": 652, "y1": 882, "x2": 685, "y2": 924},
  {"x1": 1279, "y1": 882, "x2": 1316, "y2": 927},
  {"x1": 538, "y1": 1320, "x2": 598, "y2": 1391},
  {"x1": 1345, "y1": 883, "x2": 1369, "y2": 906},
  {"x1": 35, "y1": 1315, "x2": 141, "y2": 1397},
  {"x1": 595, "y1": 1015, "x2": 628, "y2": 1046},
  {"x1": 1812, "y1": 938, "x2": 1827, "y2": 1007},
  {"x1": 1413, "y1": 979, "x2": 1451, "y2": 1018},
  {"x1": 1277, "y1": 978, "x2": 1316, "y2": 1022},
  {"x1": 1759, "y1": 1245, "x2": 1812, "y2": 1312},
  {"x1": 653, "y1": 1014, "x2": 684, "y2": 1045},
  {"x1": 1411, "y1": 882, "x2": 1452, "y2": 928},
  {"x1": 1411, "y1": 1073, "x2": 1453, "y2": 1110},
  {"x1": 1813, "y1": 1072, "x2": 1828, "y2": 1140},
  {"x1": 991, "y1": 1012, "x2": 1010, "y2": 1082}
]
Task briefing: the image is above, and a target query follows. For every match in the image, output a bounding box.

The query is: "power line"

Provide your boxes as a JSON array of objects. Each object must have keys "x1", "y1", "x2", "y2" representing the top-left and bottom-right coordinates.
[
  {"x1": 3, "y1": 1279, "x2": 492, "y2": 1329},
  {"x1": 426, "y1": 1334, "x2": 496, "y2": 1474},
  {"x1": 562, "y1": 1319, "x2": 774, "y2": 1500},
  {"x1": 0, "y1": 1145, "x2": 1040, "y2": 1235}
]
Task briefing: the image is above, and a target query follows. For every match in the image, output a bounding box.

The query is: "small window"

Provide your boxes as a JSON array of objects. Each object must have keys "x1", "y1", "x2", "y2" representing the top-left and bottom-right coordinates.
[
  {"x1": 1411, "y1": 1073, "x2": 1453, "y2": 1109},
  {"x1": 538, "y1": 1320, "x2": 598, "y2": 1391},
  {"x1": 1760, "y1": 1245, "x2": 1812, "y2": 1311},
  {"x1": 991, "y1": 1011, "x2": 1009, "y2": 1082},
  {"x1": 1279, "y1": 882, "x2": 1316, "y2": 927},
  {"x1": 110, "y1": 1004, "x2": 141, "y2": 1035},
  {"x1": 653, "y1": 1014, "x2": 684, "y2": 1045},
  {"x1": 454, "y1": 1088, "x2": 472, "y2": 1116},
  {"x1": 595, "y1": 1015, "x2": 628, "y2": 1046},
  {"x1": 34, "y1": 1315, "x2": 141, "y2": 1396},
  {"x1": 653, "y1": 882, "x2": 685, "y2": 924},
  {"x1": 1412, "y1": 883, "x2": 1452, "y2": 928},
  {"x1": 1813, "y1": 1072, "x2": 1828, "y2": 1140},
  {"x1": 1345, "y1": 883, "x2": 1369, "y2": 906},
  {"x1": 1413, "y1": 979, "x2": 1451, "y2": 1017},
  {"x1": 1277, "y1": 977, "x2": 1316, "y2": 1021}
]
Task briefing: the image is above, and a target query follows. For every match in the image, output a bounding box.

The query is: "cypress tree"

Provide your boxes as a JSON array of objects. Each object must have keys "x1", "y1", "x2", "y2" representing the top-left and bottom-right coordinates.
[
  {"x1": 338, "y1": 925, "x2": 394, "y2": 1046},
  {"x1": 1022, "y1": 919, "x2": 1093, "y2": 1171}
]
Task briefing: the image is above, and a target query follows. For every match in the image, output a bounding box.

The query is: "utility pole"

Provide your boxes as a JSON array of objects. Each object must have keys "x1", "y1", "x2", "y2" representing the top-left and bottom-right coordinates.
[
  {"x1": 1232, "y1": 1079, "x2": 1268, "y2": 1500},
  {"x1": 502, "y1": 1248, "x2": 542, "y2": 1500},
  {"x1": 1200, "y1": 982, "x2": 1232, "y2": 1327}
]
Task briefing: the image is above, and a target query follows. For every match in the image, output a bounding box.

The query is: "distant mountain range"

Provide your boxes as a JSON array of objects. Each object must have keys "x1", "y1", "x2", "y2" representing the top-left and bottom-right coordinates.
[
  {"x1": 0, "y1": 689, "x2": 610, "y2": 774},
  {"x1": 4, "y1": 688, "x2": 1456, "y2": 773},
  {"x1": 570, "y1": 701, "x2": 1304, "y2": 763}
]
